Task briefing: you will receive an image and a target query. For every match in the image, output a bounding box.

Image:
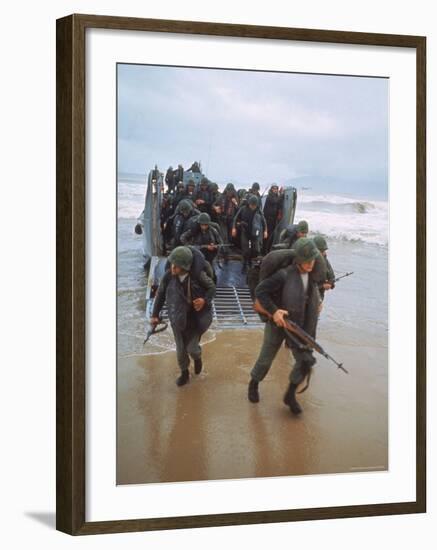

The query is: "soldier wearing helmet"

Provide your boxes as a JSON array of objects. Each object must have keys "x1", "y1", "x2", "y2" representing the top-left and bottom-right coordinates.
[
  {"x1": 232, "y1": 194, "x2": 268, "y2": 272},
  {"x1": 313, "y1": 235, "x2": 336, "y2": 300},
  {"x1": 150, "y1": 246, "x2": 215, "y2": 386},
  {"x1": 248, "y1": 238, "x2": 322, "y2": 415}
]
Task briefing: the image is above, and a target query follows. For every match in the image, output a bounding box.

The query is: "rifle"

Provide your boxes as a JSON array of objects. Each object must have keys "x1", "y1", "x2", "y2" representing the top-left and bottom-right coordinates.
[
  {"x1": 197, "y1": 243, "x2": 232, "y2": 249},
  {"x1": 143, "y1": 319, "x2": 168, "y2": 345},
  {"x1": 334, "y1": 271, "x2": 354, "y2": 283},
  {"x1": 253, "y1": 299, "x2": 348, "y2": 374}
]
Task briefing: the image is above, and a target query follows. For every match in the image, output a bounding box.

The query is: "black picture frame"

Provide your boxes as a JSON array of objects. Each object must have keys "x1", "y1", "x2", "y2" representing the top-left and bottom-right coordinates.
[{"x1": 56, "y1": 13, "x2": 426, "y2": 535}]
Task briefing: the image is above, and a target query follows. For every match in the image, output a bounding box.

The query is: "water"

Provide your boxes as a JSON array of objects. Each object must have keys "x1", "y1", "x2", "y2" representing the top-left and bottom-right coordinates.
[{"x1": 117, "y1": 176, "x2": 388, "y2": 359}]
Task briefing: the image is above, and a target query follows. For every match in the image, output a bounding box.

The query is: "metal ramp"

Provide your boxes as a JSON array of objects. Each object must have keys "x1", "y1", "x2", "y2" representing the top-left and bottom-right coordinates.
[{"x1": 211, "y1": 286, "x2": 260, "y2": 328}]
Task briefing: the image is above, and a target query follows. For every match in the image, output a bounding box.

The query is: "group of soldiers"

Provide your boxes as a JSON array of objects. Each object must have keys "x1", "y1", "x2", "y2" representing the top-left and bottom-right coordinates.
[
  {"x1": 150, "y1": 172, "x2": 337, "y2": 414},
  {"x1": 160, "y1": 168, "x2": 285, "y2": 272}
]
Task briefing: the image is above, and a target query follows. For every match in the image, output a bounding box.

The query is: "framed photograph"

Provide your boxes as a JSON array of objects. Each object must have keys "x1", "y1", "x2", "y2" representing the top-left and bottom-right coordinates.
[{"x1": 56, "y1": 14, "x2": 426, "y2": 535}]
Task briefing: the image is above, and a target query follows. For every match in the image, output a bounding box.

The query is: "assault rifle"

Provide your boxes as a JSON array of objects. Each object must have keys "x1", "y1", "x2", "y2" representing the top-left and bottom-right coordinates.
[
  {"x1": 253, "y1": 299, "x2": 348, "y2": 374},
  {"x1": 333, "y1": 271, "x2": 354, "y2": 283},
  {"x1": 196, "y1": 243, "x2": 232, "y2": 249},
  {"x1": 143, "y1": 319, "x2": 168, "y2": 345}
]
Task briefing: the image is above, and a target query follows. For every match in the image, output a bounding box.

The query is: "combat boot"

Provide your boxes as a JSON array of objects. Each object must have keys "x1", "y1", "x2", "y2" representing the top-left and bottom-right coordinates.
[
  {"x1": 194, "y1": 357, "x2": 203, "y2": 375},
  {"x1": 176, "y1": 369, "x2": 190, "y2": 387},
  {"x1": 248, "y1": 379, "x2": 260, "y2": 403},
  {"x1": 283, "y1": 382, "x2": 302, "y2": 415}
]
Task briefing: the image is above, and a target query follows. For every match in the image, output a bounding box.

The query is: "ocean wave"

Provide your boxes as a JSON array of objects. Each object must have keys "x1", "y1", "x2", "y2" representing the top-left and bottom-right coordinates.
[
  {"x1": 299, "y1": 200, "x2": 377, "y2": 214},
  {"x1": 295, "y1": 193, "x2": 388, "y2": 247}
]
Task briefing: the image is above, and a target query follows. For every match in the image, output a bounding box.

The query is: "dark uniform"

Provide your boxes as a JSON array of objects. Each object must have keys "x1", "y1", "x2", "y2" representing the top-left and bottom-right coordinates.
[
  {"x1": 263, "y1": 185, "x2": 284, "y2": 247},
  {"x1": 221, "y1": 183, "x2": 240, "y2": 243},
  {"x1": 165, "y1": 166, "x2": 175, "y2": 194},
  {"x1": 174, "y1": 165, "x2": 184, "y2": 185},
  {"x1": 194, "y1": 179, "x2": 213, "y2": 214},
  {"x1": 151, "y1": 247, "x2": 216, "y2": 385},
  {"x1": 233, "y1": 196, "x2": 267, "y2": 269},
  {"x1": 249, "y1": 182, "x2": 262, "y2": 207},
  {"x1": 276, "y1": 220, "x2": 309, "y2": 249},
  {"x1": 173, "y1": 183, "x2": 187, "y2": 208},
  {"x1": 188, "y1": 161, "x2": 201, "y2": 173},
  {"x1": 248, "y1": 238, "x2": 321, "y2": 414},
  {"x1": 313, "y1": 235, "x2": 335, "y2": 300},
  {"x1": 180, "y1": 212, "x2": 224, "y2": 266},
  {"x1": 171, "y1": 200, "x2": 199, "y2": 247}
]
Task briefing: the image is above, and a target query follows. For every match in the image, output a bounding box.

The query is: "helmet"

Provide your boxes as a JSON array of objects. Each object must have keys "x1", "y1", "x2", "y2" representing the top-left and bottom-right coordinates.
[
  {"x1": 297, "y1": 220, "x2": 309, "y2": 234},
  {"x1": 198, "y1": 213, "x2": 211, "y2": 225},
  {"x1": 313, "y1": 235, "x2": 328, "y2": 252},
  {"x1": 168, "y1": 246, "x2": 193, "y2": 271},
  {"x1": 248, "y1": 195, "x2": 259, "y2": 206},
  {"x1": 251, "y1": 182, "x2": 260, "y2": 191},
  {"x1": 187, "y1": 179, "x2": 195, "y2": 188},
  {"x1": 294, "y1": 238, "x2": 319, "y2": 264},
  {"x1": 179, "y1": 200, "x2": 192, "y2": 214}
]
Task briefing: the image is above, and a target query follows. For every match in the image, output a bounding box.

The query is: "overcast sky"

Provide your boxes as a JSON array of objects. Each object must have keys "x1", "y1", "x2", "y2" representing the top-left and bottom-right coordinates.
[{"x1": 118, "y1": 63, "x2": 388, "y2": 198}]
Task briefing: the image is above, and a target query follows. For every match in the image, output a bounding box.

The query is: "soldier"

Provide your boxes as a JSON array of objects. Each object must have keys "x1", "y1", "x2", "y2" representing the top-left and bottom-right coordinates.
[
  {"x1": 313, "y1": 235, "x2": 335, "y2": 300},
  {"x1": 160, "y1": 193, "x2": 174, "y2": 233},
  {"x1": 276, "y1": 220, "x2": 309, "y2": 249},
  {"x1": 171, "y1": 200, "x2": 199, "y2": 247},
  {"x1": 185, "y1": 179, "x2": 196, "y2": 201},
  {"x1": 173, "y1": 182, "x2": 187, "y2": 208},
  {"x1": 221, "y1": 183, "x2": 240, "y2": 243},
  {"x1": 188, "y1": 161, "x2": 201, "y2": 173},
  {"x1": 180, "y1": 211, "x2": 223, "y2": 263},
  {"x1": 194, "y1": 177, "x2": 213, "y2": 214},
  {"x1": 237, "y1": 188, "x2": 248, "y2": 207},
  {"x1": 150, "y1": 246, "x2": 216, "y2": 386},
  {"x1": 263, "y1": 184, "x2": 284, "y2": 240},
  {"x1": 174, "y1": 164, "x2": 184, "y2": 185},
  {"x1": 249, "y1": 182, "x2": 262, "y2": 206},
  {"x1": 165, "y1": 165, "x2": 175, "y2": 194},
  {"x1": 209, "y1": 182, "x2": 221, "y2": 203},
  {"x1": 232, "y1": 195, "x2": 267, "y2": 272},
  {"x1": 248, "y1": 238, "x2": 321, "y2": 415}
]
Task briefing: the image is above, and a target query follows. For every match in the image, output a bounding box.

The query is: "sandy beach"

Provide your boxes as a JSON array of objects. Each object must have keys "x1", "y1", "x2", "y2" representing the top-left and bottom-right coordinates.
[{"x1": 117, "y1": 328, "x2": 387, "y2": 485}]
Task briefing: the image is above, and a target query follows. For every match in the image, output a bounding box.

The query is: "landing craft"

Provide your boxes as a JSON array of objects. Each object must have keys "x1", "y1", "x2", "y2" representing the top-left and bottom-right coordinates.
[{"x1": 136, "y1": 164, "x2": 298, "y2": 329}]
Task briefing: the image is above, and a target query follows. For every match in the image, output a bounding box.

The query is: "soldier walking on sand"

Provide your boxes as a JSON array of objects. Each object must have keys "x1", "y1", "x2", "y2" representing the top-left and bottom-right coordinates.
[
  {"x1": 150, "y1": 246, "x2": 216, "y2": 386},
  {"x1": 248, "y1": 238, "x2": 321, "y2": 415}
]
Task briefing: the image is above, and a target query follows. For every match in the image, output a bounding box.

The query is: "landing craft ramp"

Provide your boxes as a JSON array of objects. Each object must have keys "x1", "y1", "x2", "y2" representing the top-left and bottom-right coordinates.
[{"x1": 139, "y1": 166, "x2": 297, "y2": 330}]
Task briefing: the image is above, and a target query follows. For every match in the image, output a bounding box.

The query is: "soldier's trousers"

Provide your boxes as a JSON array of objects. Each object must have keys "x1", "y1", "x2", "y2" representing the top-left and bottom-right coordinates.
[
  {"x1": 250, "y1": 321, "x2": 315, "y2": 384},
  {"x1": 172, "y1": 325, "x2": 202, "y2": 372},
  {"x1": 241, "y1": 233, "x2": 261, "y2": 262}
]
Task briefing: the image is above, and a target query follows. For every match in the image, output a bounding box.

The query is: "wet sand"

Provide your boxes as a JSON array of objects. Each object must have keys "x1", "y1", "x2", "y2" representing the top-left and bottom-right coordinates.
[{"x1": 117, "y1": 329, "x2": 388, "y2": 485}]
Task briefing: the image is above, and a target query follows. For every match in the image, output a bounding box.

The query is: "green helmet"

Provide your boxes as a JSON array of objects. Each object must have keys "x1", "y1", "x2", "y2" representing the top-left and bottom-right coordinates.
[
  {"x1": 248, "y1": 195, "x2": 259, "y2": 206},
  {"x1": 297, "y1": 220, "x2": 309, "y2": 234},
  {"x1": 313, "y1": 235, "x2": 328, "y2": 252},
  {"x1": 168, "y1": 246, "x2": 193, "y2": 271},
  {"x1": 294, "y1": 237, "x2": 319, "y2": 264},
  {"x1": 251, "y1": 182, "x2": 260, "y2": 191},
  {"x1": 198, "y1": 212, "x2": 211, "y2": 225},
  {"x1": 179, "y1": 200, "x2": 192, "y2": 214},
  {"x1": 225, "y1": 183, "x2": 235, "y2": 192},
  {"x1": 187, "y1": 179, "x2": 195, "y2": 188}
]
